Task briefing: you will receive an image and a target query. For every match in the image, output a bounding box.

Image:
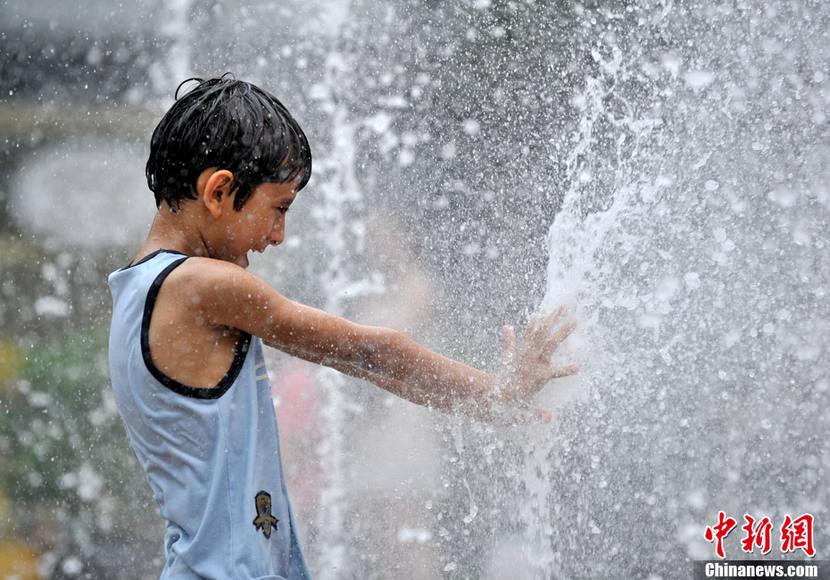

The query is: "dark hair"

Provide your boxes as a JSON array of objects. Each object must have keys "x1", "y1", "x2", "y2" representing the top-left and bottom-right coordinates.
[{"x1": 146, "y1": 74, "x2": 312, "y2": 212}]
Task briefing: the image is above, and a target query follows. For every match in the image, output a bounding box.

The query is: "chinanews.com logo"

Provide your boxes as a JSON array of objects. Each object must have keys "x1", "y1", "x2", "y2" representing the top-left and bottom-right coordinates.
[{"x1": 693, "y1": 511, "x2": 828, "y2": 580}]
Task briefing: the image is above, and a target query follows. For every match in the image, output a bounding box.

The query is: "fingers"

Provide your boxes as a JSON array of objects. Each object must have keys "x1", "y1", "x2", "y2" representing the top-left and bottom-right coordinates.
[
  {"x1": 500, "y1": 324, "x2": 517, "y2": 369},
  {"x1": 543, "y1": 319, "x2": 577, "y2": 356},
  {"x1": 541, "y1": 306, "x2": 566, "y2": 330},
  {"x1": 496, "y1": 305, "x2": 579, "y2": 405},
  {"x1": 528, "y1": 306, "x2": 575, "y2": 351},
  {"x1": 501, "y1": 324, "x2": 516, "y2": 354},
  {"x1": 547, "y1": 362, "x2": 580, "y2": 380},
  {"x1": 526, "y1": 306, "x2": 565, "y2": 343},
  {"x1": 522, "y1": 359, "x2": 580, "y2": 397}
]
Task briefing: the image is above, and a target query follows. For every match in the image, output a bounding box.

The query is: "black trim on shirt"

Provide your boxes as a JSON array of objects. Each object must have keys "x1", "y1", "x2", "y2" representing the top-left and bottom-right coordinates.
[
  {"x1": 140, "y1": 256, "x2": 252, "y2": 399},
  {"x1": 119, "y1": 249, "x2": 188, "y2": 271}
]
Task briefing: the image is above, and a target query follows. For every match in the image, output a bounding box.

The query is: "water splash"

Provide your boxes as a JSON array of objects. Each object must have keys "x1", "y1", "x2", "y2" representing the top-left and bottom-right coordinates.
[
  {"x1": 148, "y1": 0, "x2": 194, "y2": 100},
  {"x1": 310, "y1": 49, "x2": 385, "y2": 579},
  {"x1": 523, "y1": 2, "x2": 829, "y2": 577}
]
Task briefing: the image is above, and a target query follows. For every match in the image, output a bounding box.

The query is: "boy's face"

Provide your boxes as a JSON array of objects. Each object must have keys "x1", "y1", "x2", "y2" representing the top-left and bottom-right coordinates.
[{"x1": 208, "y1": 175, "x2": 300, "y2": 269}]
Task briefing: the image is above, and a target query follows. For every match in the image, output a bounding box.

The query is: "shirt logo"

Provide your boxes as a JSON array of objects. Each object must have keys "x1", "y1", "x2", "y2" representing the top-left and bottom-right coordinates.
[{"x1": 252, "y1": 490, "x2": 279, "y2": 539}]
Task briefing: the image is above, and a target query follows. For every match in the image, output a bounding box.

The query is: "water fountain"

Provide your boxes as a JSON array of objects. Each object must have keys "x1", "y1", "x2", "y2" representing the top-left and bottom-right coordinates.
[{"x1": 521, "y1": 2, "x2": 829, "y2": 577}]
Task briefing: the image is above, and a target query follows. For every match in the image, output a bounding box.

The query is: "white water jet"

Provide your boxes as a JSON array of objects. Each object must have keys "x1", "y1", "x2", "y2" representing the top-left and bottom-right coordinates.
[{"x1": 520, "y1": 3, "x2": 829, "y2": 577}]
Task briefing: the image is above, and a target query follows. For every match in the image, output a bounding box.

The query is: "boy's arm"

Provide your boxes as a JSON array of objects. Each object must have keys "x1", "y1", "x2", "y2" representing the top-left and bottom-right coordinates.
[
  {"x1": 183, "y1": 258, "x2": 576, "y2": 409},
  {"x1": 276, "y1": 341, "x2": 442, "y2": 408}
]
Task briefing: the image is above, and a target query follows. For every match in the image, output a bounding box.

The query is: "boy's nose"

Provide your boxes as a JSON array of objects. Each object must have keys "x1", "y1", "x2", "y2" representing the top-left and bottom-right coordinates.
[{"x1": 269, "y1": 224, "x2": 285, "y2": 246}]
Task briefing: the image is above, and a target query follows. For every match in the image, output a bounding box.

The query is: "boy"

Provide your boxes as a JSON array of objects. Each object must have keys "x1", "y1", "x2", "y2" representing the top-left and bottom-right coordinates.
[{"x1": 106, "y1": 76, "x2": 576, "y2": 579}]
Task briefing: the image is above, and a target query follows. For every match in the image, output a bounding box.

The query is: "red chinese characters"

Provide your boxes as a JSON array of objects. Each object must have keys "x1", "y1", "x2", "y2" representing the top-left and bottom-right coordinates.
[
  {"x1": 741, "y1": 514, "x2": 772, "y2": 555},
  {"x1": 704, "y1": 511, "x2": 738, "y2": 559},
  {"x1": 705, "y1": 512, "x2": 816, "y2": 559},
  {"x1": 780, "y1": 513, "x2": 815, "y2": 557}
]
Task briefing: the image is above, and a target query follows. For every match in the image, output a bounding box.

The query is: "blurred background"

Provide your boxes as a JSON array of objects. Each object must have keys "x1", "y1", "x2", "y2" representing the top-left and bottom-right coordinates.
[{"x1": 1, "y1": 0, "x2": 828, "y2": 578}]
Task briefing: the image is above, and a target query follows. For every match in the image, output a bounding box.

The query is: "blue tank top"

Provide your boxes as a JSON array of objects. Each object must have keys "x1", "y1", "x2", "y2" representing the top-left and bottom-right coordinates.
[{"x1": 107, "y1": 249, "x2": 311, "y2": 580}]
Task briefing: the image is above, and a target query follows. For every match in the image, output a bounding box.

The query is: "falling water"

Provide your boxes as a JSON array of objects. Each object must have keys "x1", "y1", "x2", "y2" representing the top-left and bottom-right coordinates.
[
  {"x1": 148, "y1": 0, "x2": 193, "y2": 96},
  {"x1": 520, "y1": 2, "x2": 829, "y2": 577},
  {"x1": 309, "y1": 50, "x2": 384, "y2": 578}
]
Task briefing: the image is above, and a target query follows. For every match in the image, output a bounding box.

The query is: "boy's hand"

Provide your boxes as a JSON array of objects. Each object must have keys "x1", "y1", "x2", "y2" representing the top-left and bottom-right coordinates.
[{"x1": 493, "y1": 306, "x2": 578, "y2": 407}]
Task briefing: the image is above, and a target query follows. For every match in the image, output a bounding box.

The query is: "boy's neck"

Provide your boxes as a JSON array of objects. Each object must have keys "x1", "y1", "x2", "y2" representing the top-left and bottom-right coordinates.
[{"x1": 141, "y1": 202, "x2": 213, "y2": 258}]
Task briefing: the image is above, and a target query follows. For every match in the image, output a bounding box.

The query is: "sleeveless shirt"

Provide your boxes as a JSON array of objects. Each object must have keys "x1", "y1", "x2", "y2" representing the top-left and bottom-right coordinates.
[{"x1": 107, "y1": 249, "x2": 311, "y2": 580}]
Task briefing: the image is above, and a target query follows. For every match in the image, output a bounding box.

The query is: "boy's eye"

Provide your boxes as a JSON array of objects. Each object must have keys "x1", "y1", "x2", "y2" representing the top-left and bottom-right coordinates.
[{"x1": 276, "y1": 207, "x2": 289, "y2": 214}]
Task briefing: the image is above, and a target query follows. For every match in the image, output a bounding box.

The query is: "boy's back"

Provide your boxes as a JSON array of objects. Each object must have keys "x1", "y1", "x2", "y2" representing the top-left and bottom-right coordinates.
[{"x1": 108, "y1": 248, "x2": 310, "y2": 580}]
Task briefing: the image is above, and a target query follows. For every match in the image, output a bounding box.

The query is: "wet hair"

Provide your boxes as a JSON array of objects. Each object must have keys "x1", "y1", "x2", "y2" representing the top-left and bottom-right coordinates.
[{"x1": 146, "y1": 74, "x2": 312, "y2": 212}]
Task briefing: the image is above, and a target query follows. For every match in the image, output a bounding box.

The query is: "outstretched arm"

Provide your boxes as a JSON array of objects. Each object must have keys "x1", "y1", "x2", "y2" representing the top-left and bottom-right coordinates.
[
  {"x1": 278, "y1": 340, "x2": 447, "y2": 407},
  {"x1": 183, "y1": 258, "x2": 576, "y2": 411},
  {"x1": 276, "y1": 331, "x2": 490, "y2": 409}
]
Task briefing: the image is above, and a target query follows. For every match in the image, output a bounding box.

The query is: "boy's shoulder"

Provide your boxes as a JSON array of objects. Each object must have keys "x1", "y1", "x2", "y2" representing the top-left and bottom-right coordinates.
[
  {"x1": 161, "y1": 255, "x2": 282, "y2": 332},
  {"x1": 143, "y1": 249, "x2": 367, "y2": 361},
  {"x1": 169, "y1": 254, "x2": 241, "y2": 281},
  {"x1": 164, "y1": 255, "x2": 263, "y2": 303}
]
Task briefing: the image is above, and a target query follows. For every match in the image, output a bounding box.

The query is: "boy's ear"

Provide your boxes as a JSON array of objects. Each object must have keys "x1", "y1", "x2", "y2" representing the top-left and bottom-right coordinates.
[{"x1": 198, "y1": 168, "x2": 236, "y2": 217}]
